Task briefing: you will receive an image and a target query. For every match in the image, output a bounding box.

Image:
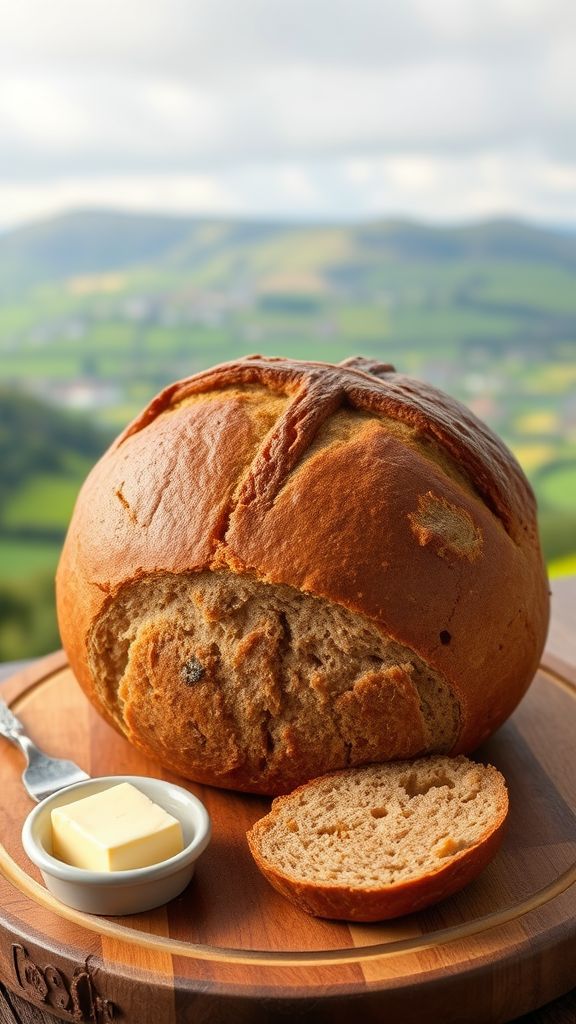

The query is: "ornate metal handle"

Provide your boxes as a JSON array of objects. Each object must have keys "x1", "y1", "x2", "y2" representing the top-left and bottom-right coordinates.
[
  {"x1": 0, "y1": 698, "x2": 24, "y2": 741},
  {"x1": 0, "y1": 699, "x2": 50, "y2": 770}
]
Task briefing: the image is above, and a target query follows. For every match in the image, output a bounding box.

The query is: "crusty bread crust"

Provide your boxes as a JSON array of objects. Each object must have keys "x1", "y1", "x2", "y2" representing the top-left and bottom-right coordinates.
[
  {"x1": 56, "y1": 356, "x2": 550, "y2": 790},
  {"x1": 246, "y1": 756, "x2": 509, "y2": 921},
  {"x1": 248, "y1": 823, "x2": 506, "y2": 921}
]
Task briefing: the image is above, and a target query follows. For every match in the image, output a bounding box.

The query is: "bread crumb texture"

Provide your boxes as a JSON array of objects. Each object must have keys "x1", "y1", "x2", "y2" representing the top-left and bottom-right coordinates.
[
  {"x1": 248, "y1": 755, "x2": 508, "y2": 890},
  {"x1": 88, "y1": 571, "x2": 460, "y2": 794}
]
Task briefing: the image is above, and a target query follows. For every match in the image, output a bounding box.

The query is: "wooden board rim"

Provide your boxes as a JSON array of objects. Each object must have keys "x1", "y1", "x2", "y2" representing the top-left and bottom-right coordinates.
[{"x1": 2, "y1": 899, "x2": 575, "y2": 1006}]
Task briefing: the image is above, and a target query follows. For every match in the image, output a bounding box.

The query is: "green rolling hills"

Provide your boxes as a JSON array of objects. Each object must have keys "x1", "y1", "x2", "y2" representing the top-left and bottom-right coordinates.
[{"x1": 0, "y1": 210, "x2": 575, "y2": 659}]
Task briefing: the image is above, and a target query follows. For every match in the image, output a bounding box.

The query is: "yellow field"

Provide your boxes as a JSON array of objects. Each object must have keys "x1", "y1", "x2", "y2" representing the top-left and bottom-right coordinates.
[
  {"x1": 514, "y1": 411, "x2": 559, "y2": 435},
  {"x1": 548, "y1": 553, "x2": 576, "y2": 578},
  {"x1": 68, "y1": 272, "x2": 127, "y2": 295},
  {"x1": 510, "y1": 443, "x2": 556, "y2": 473}
]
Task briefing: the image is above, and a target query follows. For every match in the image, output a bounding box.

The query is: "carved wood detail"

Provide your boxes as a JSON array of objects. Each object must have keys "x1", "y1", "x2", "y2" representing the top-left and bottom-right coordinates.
[{"x1": 12, "y1": 946, "x2": 115, "y2": 1023}]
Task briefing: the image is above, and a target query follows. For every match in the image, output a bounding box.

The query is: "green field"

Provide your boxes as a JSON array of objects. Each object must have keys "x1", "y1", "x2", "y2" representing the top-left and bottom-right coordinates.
[
  {"x1": 537, "y1": 464, "x2": 576, "y2": 512},
  {"x1": 0, "y1": 540, "x2": 61, "y2": 580},
  {"x1": 3, "y1": 475, "x2": 84, "y2": 529}
]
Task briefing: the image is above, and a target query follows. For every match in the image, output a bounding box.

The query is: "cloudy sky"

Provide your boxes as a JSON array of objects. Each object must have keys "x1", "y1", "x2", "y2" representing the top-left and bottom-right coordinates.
[{"x1": 1, "y1": 0, "x2": 576, "y2": 229}]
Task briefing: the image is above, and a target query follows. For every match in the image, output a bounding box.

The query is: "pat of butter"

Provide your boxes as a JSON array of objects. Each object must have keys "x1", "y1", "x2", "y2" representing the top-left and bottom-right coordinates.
[{"x1": 51, "y1": 782, "x2": 184, "y2": 871}]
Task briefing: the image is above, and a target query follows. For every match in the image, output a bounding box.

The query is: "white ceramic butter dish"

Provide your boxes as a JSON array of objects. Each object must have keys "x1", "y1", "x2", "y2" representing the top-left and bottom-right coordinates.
[{"x1": 22, "y1": 774, "x2": 211, "y2": 915}]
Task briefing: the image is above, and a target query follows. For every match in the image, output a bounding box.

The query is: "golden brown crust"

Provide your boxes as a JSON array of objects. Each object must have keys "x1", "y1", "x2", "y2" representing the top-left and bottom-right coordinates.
[{"x1": 56, "y1": 355, "x2": 550, "y2": 785}]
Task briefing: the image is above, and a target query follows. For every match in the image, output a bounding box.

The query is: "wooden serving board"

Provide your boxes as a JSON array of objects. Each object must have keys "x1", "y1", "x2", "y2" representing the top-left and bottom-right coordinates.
[{"x1": 1, "y1": 581, "x2": 575, "y2": 1024}]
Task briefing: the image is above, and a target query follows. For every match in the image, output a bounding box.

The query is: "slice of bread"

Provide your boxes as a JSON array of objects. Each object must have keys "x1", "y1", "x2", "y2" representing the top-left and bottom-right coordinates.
[{"x1": 247, "y1": 755, "x2": 508, "y2": 921}]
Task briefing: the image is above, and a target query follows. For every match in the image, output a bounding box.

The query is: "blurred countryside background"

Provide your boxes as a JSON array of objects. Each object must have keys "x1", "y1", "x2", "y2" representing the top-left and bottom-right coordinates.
[{"x1": 1, "y1": 0, "x2": 575, "y2": 662}]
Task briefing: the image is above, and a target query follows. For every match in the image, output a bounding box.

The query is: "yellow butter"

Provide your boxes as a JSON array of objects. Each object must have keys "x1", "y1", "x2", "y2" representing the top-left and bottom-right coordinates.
[{"x1": 51, "y1": 782, "x2": 184, "y2": 871}]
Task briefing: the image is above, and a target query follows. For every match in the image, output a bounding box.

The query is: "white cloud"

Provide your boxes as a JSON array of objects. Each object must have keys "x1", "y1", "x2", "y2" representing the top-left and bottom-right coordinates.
[
  {"x1": 354, "y1": 151, "x2": 576, "y2": 222},
  {"x1": 0, "y1": 175, "x2": 239, "y2": 230},
  {"x1": 0, "y1": 75, "x2": 91, "y2": 146},
  {"x1": 3, "y1": 152, "x2": 576, "y2": 231},
  {"x1": 0, "y1": 0, "x2": 574, "y2": 225},
  {"x1": 2, "y1": 0, "x2": 574, "y2": 73},
  {"x1": 385, "y1": 158, "x2": 441, "y2": 191},
  {"x1": 275, "y1": 166, "x2": 320, "y2": 205}
]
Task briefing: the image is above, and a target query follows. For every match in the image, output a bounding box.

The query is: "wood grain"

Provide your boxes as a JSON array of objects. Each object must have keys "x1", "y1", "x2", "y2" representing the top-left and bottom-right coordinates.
[{"x1": 0, "y1": 579, "x2": 575, "y2": 1024}]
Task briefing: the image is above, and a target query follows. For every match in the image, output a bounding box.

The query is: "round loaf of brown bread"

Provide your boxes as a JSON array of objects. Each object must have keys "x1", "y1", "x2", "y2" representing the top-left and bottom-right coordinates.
[{"x1": 56, "y1": 355, "x2": 550, "y2": 794}]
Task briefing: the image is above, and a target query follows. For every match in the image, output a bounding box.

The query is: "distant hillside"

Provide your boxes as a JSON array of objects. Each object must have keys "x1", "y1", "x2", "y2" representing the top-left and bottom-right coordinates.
[
  {"x1": 0, "y1": 211, "x2": 291, "y2": 296},
  {"x1": 0, "y1": 390, "x2": 114, "y2": 659},
  {"x1": 0, "y1": 211, "x2": 198, "y2": 295},
  {"x1": 2, "y1": 210, "x2": 576, "y2": 297},
  {"x1": 354, "y1": 219, "x2": 576, "y2": 266},
  {"x1": 0, "y1": 388, "x2": 110, "y2": 519}
]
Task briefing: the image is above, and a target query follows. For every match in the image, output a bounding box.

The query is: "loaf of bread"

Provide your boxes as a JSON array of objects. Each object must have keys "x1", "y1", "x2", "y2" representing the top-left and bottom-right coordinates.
[
  {"x1": 247, "y1": 755, "x2": 508, "y2": 921},
  {"x1": 56, "y1": 355, "x2": 549, "y2": 794}
]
